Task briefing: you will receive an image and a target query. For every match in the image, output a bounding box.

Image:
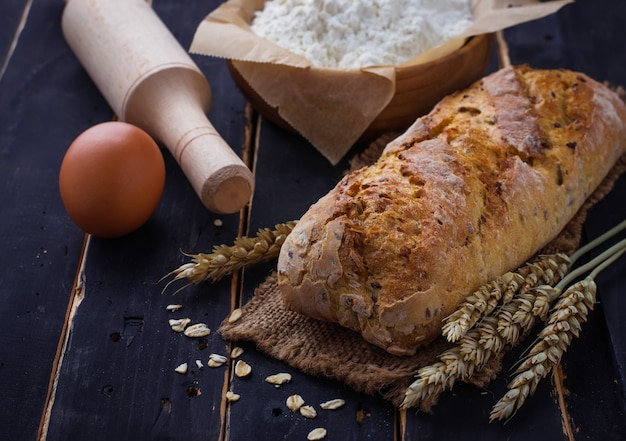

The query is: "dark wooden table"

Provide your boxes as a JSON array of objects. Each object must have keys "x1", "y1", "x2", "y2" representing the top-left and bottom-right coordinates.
[{"x1": 2, "y1": 1, "x2": 626, "y2": 440}]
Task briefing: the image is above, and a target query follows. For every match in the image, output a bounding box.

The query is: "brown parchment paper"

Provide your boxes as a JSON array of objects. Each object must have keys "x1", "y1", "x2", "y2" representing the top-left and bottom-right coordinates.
[{"x1": 190, "y1": 0, "x2": 573, "y2": 164}]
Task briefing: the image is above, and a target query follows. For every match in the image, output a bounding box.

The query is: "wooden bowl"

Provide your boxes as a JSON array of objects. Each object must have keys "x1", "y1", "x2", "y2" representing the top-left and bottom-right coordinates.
[{"x1": 228, "y1": 33, "x2": 494, "y2": 141}]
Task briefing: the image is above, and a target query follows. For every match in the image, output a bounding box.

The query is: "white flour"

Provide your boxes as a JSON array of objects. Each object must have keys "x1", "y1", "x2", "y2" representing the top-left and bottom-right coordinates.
[{"x1": 250, "y1": 0, "x2": 473, "y2": 68}]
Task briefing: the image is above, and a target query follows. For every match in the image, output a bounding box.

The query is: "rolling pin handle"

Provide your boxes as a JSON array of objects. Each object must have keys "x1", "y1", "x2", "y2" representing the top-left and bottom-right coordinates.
[{"x1": 124, "y1": 67, "x2": 254, "y2": 214}]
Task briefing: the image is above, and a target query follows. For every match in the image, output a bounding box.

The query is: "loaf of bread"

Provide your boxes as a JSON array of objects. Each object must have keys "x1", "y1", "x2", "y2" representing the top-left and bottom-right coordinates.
[{"x1": 277, "y1": 65, "x2": 626, "y2": 356}]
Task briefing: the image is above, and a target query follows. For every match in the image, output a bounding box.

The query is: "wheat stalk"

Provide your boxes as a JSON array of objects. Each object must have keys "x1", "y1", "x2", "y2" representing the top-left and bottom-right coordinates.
[
  {"x1": 162, "y1": 221, "x2": 297, "y2": 290},
  {"x1": 490, "y1": 238, "x2": 626, "y2": 421}
]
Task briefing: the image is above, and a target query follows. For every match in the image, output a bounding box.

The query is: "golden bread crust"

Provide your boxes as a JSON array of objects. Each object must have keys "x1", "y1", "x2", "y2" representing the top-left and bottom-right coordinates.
[{"x1": 277, "y1": 65, "x2": 626, "y2": 355}]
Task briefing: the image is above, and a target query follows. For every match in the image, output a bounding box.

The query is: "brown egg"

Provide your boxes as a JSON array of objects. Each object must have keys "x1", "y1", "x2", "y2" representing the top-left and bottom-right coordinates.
[{"x1": 59, "y1": 121, "x2": 166, "y2": 238}]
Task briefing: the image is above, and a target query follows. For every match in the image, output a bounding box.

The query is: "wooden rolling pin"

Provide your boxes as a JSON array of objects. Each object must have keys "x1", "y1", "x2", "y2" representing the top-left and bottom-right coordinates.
[{"x1": 61, "y1": 0, "x2": 254, "y2": 214}]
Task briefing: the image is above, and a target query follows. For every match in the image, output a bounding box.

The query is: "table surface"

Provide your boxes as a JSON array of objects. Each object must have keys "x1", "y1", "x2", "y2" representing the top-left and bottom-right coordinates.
[{"x1": 2, "y1": 1, "x2": 626, "y2": 440}]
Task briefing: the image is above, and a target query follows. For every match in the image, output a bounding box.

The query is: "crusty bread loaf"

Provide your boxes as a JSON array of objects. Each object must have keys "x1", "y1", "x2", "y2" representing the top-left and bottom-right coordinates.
[{"x1": 277, "y1": 65, "x2": 626, "y2": 356}]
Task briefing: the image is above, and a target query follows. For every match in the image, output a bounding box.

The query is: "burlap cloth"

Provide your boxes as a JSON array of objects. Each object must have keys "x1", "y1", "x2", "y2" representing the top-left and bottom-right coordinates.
[{"x1": 220, "y1": 134, "x2": 626, "y2": 411}]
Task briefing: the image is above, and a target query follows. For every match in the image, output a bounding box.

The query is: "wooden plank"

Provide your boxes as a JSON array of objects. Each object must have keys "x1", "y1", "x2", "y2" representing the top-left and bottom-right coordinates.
[
  {"x1": 0, "y1": 0, "x2": 29, "y2": 70},
  {"x1": 504, "y1": 0, "x2": 626, "y2": 84},
  {"x1": 572, "y1": 174, "x2": 626, "y2": 437},
  {"x1": 0, "y1": 0, "x2": 111, "y2": 439},
  {"x1": 43, "y1": 193, "x2": 236, "y2": 441},
  {"x1": 226, "y1": 119, "x2": 399, "y2": 440},
  {"x1": 503, "y1": 1, "x2": 626, "y2": 437},
  {"x1": 41, "y1": 1, "x2": 248, "y2": 440}
]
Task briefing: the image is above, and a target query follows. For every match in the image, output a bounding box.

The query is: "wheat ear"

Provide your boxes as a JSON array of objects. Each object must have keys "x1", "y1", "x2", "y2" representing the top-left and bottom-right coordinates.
[{"x1": 162, "y1": 221, "x2": 297, "y2": 290}]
